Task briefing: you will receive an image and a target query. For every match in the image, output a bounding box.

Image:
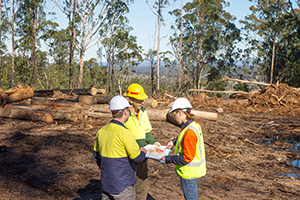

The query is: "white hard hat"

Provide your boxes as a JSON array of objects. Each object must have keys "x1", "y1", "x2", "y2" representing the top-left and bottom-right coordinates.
[
  {"x1": 109, "y1": 96, "x2": 131, "y2": 111},
  {"x1": 169, "y1": 97, "x2": 192, "y2": 113}
]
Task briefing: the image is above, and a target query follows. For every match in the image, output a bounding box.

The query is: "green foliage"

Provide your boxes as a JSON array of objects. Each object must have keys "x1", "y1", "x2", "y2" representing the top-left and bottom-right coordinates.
[{"x1": 169, "y1": 0, "x2": 241, "y2": 91}]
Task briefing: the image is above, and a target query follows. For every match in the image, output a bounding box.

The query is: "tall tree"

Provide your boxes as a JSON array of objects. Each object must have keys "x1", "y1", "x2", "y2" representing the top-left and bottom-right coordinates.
[
  {"x1": 17, "y1": 0, "x2": 48, "y2": 86},
  {"x1": 146, "y1": 0, "x2": 175, "y2": 94},
  {"x1": 51, "y1": 0, "x2": 78, "y2": 89},
  {"x1": 170, "y1": 0, "x2": 240, "y2": 92},
  {"x1": 241, "y1": 0, "x2": 285, "y2": 84},
  {"x1": 4, "y1": 0, "x2": 21, "y2": 88},
  {"x1": 75, "y1": 0, "x2": 132, "y2": 89}
]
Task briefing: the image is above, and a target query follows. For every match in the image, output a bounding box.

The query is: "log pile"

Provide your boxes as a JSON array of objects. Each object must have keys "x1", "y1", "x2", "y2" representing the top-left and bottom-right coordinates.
[{"x1": 0, "y1": 85, "x2": 218, "y2": 123}]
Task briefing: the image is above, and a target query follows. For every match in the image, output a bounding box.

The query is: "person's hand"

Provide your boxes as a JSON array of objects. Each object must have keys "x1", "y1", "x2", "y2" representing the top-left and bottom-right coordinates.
[
  {"x1": 140, "y1": 147, "x2": 147, "y2": 154},
  {"x1": 153, "y1": 142, "x2": 161, "y2": 147},
  {"x1": 165, "y1": 141, "x2": 174, "y2": 150},
  {"x1": 160, "y1": 156, "x2": 166, "y2": 162}
]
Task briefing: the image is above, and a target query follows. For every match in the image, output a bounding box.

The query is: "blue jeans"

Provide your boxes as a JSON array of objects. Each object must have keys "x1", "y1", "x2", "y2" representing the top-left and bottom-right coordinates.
[{"x1": 180, "y1": 177, "x2": 198, "y2": 200}]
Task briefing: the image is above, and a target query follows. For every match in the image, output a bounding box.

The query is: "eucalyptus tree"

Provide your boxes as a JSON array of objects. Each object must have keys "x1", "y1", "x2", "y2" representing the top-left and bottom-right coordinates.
[
  {"x1": 16, "y1": 0, "x2": 50, "y2": 86},
  {"x1": 146, "y1": 0, "x2": 176, "y2": 93},
  {"x1": 51, "y1": 0, "x2": 78, "y2": 89},
  {"x1": 41, "y1": 27, "x2": 70, "y2": 89},
  {"x1": 4, "y1": 0, "x2": 21, "y2": 87},
  {"x1": 0, "y1": 0, "x2": 9, "y2": 88},
  {"x1": 101, "y1": 15, "x2": 142, "y2": 95},
  {"x1": 170, "y1": 0, "x2": 240, "y2": 92},
  {"x1": 115, "y1": 33, "x2": 143, "y2": 94},
  {"x1": 75, "y1": 0, "x2": 133, "y2": 89},
  {"x1": 240, "y1": 0, "x2": 300, "y2": 86},
  {"x1": 144, "y1": 49, "x2": 157, "y2": 93}
]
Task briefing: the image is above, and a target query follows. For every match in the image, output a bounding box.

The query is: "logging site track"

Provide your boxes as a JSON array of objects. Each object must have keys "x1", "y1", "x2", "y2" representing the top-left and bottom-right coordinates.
[{"x1": 1, "y1": 109, "x2": 300, "y2": 200}]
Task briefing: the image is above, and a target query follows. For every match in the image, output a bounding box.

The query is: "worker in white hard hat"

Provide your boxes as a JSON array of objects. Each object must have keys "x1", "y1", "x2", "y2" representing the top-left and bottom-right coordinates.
[
  {"x1": 161, "y1": 97, "x2": 206, "y2": 200},
  {"x1": 93, "y1": 96, "x2": 147, "y2": 200},
  {"x1": 124, "y1": 83, "x2": 161, "y2": 200}
]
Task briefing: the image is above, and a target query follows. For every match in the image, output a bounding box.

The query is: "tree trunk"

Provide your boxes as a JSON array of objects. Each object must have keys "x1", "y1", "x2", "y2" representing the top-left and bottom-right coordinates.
[
  {"x1": 0, "y1": 107, "x2": 53, "y2": 123},
  {"x1": 96, "y1": 96, "x2": 112, "y2": 104},
  {"x1": 30, "y1": 5, "x2": 37, "y2": 86},
  {"x1": 4, "y1": 87, "x2": 34, "y2": 103},
  {"x1": 69, "y1": 0, "x2": 77, "y2": 89},
  {"x1": 156, "y1": 2, "x2": 161, "y2": 94},
  {"x1": 78, "y1": 95, "x2": 97, "y2": 104},
  {"x1": 33, "y1": 87, "x2": 100, "y2": 97},
  {"x1": 11, "y1": 0, "x2": 15, "y2": 88},
  {"x1": 143, "y1": 98, "x2": 158, "y2": 108},
  {"x1": 146, "y1": 109, "x2": 218, "y2": 121},
  {"x1": 77, "y1": 48, "x2": 85, "y2": 88},
  {"x1": 178, "y1": 0, "x2": 183, "y2": 94},
  {"x1": 31, "y1": 98, "x2": 109, "y2": 111}
]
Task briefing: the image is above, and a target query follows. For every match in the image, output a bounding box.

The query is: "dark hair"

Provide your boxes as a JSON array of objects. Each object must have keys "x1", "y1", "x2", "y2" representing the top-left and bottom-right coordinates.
[{"x1": 112, "y1": 109, "x2": 125, "y2": 118}]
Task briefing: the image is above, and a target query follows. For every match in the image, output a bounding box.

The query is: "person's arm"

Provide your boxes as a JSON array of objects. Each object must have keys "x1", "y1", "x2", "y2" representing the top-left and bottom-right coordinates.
[
  {"x1": 124, "y1": 131, "x2": 146, "y2": 163},
  {"x1": 93, "y1": 150, "x2": 101, "y2": 168},
  {"x1": 164, "y1": 129, "x2": 197, "y2": 165}
]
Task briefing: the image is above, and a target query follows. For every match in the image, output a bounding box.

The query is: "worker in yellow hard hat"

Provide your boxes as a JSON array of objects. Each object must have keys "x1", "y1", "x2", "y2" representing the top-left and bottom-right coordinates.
[{"x1": 124, "y1": 83, "x2": 161, "y2": 200}]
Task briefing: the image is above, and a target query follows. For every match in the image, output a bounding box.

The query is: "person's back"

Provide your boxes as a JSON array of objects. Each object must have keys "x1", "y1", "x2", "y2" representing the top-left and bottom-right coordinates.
[{"x1": 93, "y1": 96, "x2": 147, "y2": 200}]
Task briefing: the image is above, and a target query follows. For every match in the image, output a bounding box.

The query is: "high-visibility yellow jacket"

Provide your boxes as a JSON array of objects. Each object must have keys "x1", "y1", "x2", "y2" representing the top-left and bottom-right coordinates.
[
  {"x1": 124, "y1": 107, "x2": 157, "y2": 147},
  {"x1": 174, "y1": 121, "x2": 206, "y2": 179},
  {"x1": 93, "y1": 120, "x2": 145, "y2": 194}
]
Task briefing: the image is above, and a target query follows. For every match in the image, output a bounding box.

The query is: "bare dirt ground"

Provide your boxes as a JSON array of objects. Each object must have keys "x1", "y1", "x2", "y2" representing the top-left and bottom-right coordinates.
[{"x1": 1, "y1": 83, "x2": 300, "y2": 200}]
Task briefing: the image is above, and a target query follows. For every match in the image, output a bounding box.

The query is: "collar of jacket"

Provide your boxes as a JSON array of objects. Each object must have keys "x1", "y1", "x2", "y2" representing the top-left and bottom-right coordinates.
[
  {"x1": 181, "y1": 119, "x2": 194, "y2": 130},
  {"x1": 110, "y1": 119, "x2": 126, "y2": 128}
]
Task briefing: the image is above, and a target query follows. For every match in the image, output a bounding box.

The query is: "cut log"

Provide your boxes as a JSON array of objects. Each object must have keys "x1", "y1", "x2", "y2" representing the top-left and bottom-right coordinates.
[
  {"x1": 4, "y1": 104, "x2": 83, "y2": 122},
  {"x1": 222, "y1": 77, "x2": 271, "y2": 86},
  {"x1": 97, "y1": 89, "x2": 106, "y2": 94},
  {"x1": 0, "y1": 92, "x2": 8, "y2": 107},
  {"x1": 189, "y1": 89, "x2": 250, "y2": 94},
  {"x1": 146, "y1": 109, "x2": 218, "y2": 121},
  {"x1": 96, "y1": 96, "x2": 112, "y2": 104},
  {"x1": 31, "y1": 98, "x2": 110, "y2": 111},
  {"x1": 0, "y1": 107, "x2": 53, "y2": 123},
  {"x1": 78, "y1": 95, "x2": 97, "y2": 104},
  {"x1": 144, "y1": 99, "x2": 158, "y2": 108},
  {"x1": 33, "y1": 87, "x2": 104, "y2": 97},
  {"x1": 0, "y1": 88, "x2": 3, "y2": 94},
  {"x1": 4, "y1": 86, "x2": 34, "y2": 103},
  {"x1": 166, "y1": 112, "x2": 206, "y2": 131}
]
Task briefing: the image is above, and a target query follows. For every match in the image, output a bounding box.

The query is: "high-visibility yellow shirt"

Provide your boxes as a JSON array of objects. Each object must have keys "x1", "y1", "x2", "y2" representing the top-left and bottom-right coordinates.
[
  {"x1": 93, "y1": 120, "x2": 145, "y2": 194},
  {"x1": 124, "y1": 107, "x2": 157, "y2": 147}
]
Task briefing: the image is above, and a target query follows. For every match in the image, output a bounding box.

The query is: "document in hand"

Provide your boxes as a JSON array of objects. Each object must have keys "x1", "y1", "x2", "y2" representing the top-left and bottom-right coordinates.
[{"x1": 144, "y1": 144, "x2": 171, "y2": 161}]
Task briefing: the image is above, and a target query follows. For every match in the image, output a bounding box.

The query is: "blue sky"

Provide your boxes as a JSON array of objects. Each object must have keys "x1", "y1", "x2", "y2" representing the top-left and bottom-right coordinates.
[
  {"x1": 124, "y1": 0, "x2": 253, "y2": 60},
  {"x1": 47, "y1": 0, "x2": 254, "y2": 61}
]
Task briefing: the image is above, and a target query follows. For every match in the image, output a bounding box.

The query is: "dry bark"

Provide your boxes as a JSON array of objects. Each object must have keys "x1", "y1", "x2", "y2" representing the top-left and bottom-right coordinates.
[
  {"x1": 33, "y1": 87, "x2": 104, "y2": 97},
  {"x1": 144, "y1": 98, "x2": 158, "y2": 108},
  {"x1": 4, "y1": 86, "x2": 34, "y2": 103},
  {"x1": 78, "y1": 95, "x2": 97, "y2": 104},
  {"x1": 96, "y1": 96, "x2": 112, "y2": 104},
  {"x1": 0, "y1": 107, "x2": 53, "y2": 123}
]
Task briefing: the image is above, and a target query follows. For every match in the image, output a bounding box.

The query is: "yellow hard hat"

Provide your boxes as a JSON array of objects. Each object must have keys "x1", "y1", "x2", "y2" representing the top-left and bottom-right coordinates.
[{"x1": 125, "y1": 83, "x2": 148, "y2": 100}]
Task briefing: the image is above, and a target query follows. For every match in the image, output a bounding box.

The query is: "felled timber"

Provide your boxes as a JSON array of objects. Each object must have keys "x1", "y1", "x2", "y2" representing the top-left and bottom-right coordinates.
[
  {"x1": 31, "y1": 98, "x2": 109, "y2": 111},
  {"x1": 0, "y1": 88, "x2": 3, "y2": 94},
  {"x1": 144, "y1": 99, "x2": 158, "y2": 108},
  {"x1": 0, "y1": 107, "x2": 53, "y2": 123},
  {"x1": 4, "y1": 104, "x2": 80, "y2": 122},
  {"x1": 222, "y1": 77, "x2": 271, "y2": 87},
  {"x1": 0, "y1": 92, "x2": 8, "y2": 107},
  {"x1": 146, "y1": 109, "x2": 218, "y2": 121},
  {"x1": 189, "y1": 89, "x2": 250, "y2": 94},
  {"x1": 78, "y1": 95, "x2": 97, "y2": 104},
  {"x1": 166, "y1": 112, "x2": 206, "y2": 131},
  {"x1": 4, "y1": 86, "x2": 34, "y2": 103},
  {"x1": 33, "y1": 87, "x2": 105, "y2": 97},
  {"x1": 96, "y1": 96, "x2": 112, "y2": 104}
]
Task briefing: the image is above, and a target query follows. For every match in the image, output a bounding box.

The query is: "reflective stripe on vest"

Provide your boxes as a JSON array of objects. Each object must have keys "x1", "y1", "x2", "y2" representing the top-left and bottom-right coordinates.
[{"x1": 174, "y1": 121, "x2": 206, "y2": 179}]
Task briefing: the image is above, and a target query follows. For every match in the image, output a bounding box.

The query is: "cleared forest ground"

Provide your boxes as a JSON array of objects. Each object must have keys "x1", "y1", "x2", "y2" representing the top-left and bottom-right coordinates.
[{"x1": 0, "y1": 83, "x2": 300, "y2": 199}]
